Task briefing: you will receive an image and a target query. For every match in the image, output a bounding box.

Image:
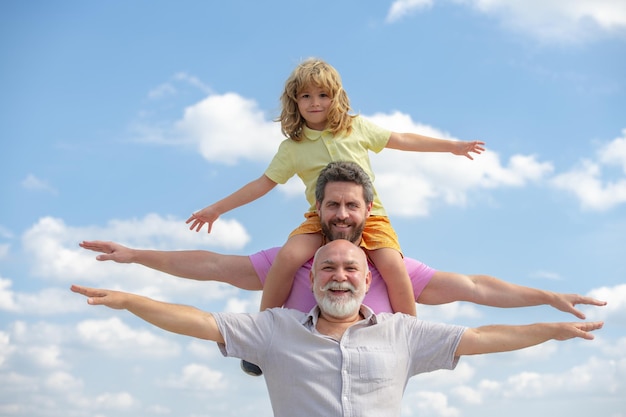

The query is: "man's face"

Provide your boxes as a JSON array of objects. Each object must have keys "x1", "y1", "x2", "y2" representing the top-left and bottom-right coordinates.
[
  {"x1": 316, "y1": 181, "x2": 372, "y2": 244},
  {"x1": 310, "y1": 240, "x2": 371, "y2": 319}
]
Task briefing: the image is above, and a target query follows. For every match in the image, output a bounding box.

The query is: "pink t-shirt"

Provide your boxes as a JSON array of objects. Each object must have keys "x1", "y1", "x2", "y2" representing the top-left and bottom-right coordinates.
[{"x1": 249, "y1": 247, "x2": 436, "y2": 313}]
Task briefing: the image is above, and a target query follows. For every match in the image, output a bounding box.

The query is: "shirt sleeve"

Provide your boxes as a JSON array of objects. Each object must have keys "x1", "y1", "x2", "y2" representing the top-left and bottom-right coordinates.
[
  {"x1": 356, "y1": 116, "x2": 392, "y2": 153},
  {"x1": 264, "y1": 139, "x2": 297, "y2": 184},
  {"x1": 249, "y1": 248, "x2": 317, "y2": 313},
  {"x1": 212, "y1": 311, "x2": 275, "y2": 364},
  {"x1": 406, "y1": 319, "x2": 466, "y2": 374},
  {"x1": 405, "y1": 257, "x2": 437, "y2": 302}
]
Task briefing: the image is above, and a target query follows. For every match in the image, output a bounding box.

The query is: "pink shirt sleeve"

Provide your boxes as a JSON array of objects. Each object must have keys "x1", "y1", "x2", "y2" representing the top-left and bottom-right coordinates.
[{"x1": 249, "y1": 247, "x2": 437, "y2": 314}]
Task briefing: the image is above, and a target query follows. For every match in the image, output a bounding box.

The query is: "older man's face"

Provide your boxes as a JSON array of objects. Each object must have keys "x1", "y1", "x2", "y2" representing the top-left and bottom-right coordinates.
[
  {"x1": 317, "y1": 181, "x2": 372, "y2": 244},
  {"x1": 311, "y1": 240, "x2": 371, "y2": 319}
]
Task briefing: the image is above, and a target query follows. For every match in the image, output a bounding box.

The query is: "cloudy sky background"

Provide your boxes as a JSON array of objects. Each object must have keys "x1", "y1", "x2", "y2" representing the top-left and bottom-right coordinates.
[{"x1": 1, "y1": 1, "x2": 625, "y2": 416}]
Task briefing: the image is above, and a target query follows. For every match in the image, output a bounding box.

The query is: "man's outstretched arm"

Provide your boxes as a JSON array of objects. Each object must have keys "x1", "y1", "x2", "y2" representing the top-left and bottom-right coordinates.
[
  {"x1": 79, "y1": 241, "x2": 263, "y2": 290},
  {"x1": 70, "y1": 284, "x2": 225, "y2": 343},
  {"x1": 456, "y1": 321, "x2": 603, "y2": 356},
  {"x1": 418, "y1": 271, "x2": 606, "y2": 319}
]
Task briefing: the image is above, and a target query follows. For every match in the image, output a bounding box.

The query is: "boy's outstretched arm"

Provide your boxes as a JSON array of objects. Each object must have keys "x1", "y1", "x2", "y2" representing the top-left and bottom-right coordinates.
[
  {"x1": 456, "y1": 321, "x2": 603, "y2": 356},
  {"x1": 70, "y1": 285, "x2": 225, "y2": 343},
  {"x1": 186, "y1": 174, "x2": 277, "y2": 233},
  {"x1": 386, "y1": 132, "x2": 485, "y2": 160}
]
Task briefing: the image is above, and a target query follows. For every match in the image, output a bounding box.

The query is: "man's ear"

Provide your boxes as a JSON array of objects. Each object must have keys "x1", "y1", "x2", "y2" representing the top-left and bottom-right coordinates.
[
  {"x1": 365, "y1": 269, "x2": 372, "y2": 292},
  {"x1": 309, "y1": 270, "x2": 315, "y2": 291},
  {"x1": 365, "y1": 202, "x2": 373, "y2": 217}
]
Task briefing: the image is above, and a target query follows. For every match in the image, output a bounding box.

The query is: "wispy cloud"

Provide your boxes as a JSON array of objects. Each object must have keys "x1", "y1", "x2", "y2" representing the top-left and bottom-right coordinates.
[
  {"x1": 386, "y1": 0, "x2": 626, "y2": 43},
  {"x1": 21, "y1": 174, "x2": 58, "y2": 195}
]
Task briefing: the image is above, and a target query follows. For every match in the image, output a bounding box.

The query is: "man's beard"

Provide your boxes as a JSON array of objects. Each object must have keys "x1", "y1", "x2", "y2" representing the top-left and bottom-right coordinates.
[
  {"x1": 314, "y1": 281, "x2": 364, "y2": 319},
  {"x1": 320, "y1": 217, "x2": 365, "y2": 244}
]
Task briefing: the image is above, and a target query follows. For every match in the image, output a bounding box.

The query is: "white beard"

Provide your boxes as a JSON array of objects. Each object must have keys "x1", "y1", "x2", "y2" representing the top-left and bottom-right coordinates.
[{"x1": 315, "y1": 282, "x2": 364, "y2": 319}]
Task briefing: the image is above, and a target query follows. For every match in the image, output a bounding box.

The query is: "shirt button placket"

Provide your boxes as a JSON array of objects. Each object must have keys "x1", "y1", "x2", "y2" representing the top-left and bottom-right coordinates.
[
  {"x1": 339, "y1": 338, "x2": 353, "y2": 416},
  {"x1": 322, "y1": 132, "x2": 338, "y2": 161}
]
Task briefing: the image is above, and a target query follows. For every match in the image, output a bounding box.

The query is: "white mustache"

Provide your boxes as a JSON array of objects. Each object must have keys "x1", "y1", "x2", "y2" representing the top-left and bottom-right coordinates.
[{"x1": 320, "y1": 281, "x2": 356, "y2": 293}]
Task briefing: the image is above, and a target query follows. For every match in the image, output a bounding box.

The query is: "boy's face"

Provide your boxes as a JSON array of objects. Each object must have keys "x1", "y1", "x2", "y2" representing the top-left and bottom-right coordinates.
[{"x1": 297, "y1": 84, "x2": 332, "y2": 130}]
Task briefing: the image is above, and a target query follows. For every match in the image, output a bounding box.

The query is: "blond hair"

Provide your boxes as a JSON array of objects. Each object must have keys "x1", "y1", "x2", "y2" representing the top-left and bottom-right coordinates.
[{"x1": 277, "y1": 58, "x2": 355, "y2": 141}]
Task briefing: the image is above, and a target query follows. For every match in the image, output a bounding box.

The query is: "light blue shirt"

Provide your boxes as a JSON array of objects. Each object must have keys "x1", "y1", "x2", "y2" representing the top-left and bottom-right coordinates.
[{"x1": 214, "y1": 305, "x2": 465, "y2": 417}]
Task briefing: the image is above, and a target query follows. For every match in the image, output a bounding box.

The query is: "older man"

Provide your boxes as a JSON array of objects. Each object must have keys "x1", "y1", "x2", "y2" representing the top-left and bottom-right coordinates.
[{"x1": 71, "y1": 239, "x2": 603, "y2": 417}]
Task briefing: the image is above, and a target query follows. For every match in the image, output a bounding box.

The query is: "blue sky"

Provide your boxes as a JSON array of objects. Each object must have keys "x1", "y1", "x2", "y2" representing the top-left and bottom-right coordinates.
[{"x1": 1, "y1": 1, "x2": 625, "y2": 416}]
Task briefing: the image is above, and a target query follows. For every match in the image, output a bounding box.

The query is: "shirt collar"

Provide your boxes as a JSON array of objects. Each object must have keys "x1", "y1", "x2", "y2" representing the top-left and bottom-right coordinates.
[
  {"x1": 303, "y1": 125, "x2": 331, "y2": 141},
  {"x1": 302, "y1": 304, "x2": 378, "y2": 327}
]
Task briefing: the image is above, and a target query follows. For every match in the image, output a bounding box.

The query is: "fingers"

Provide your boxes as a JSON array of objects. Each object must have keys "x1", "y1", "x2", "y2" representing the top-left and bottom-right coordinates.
[
  {"x1": 186, "y1": 215, "x2": 209, "y2": 232},
  {"x1": 70, "y1": 284, "x2": 101, "y2": 297},
  {"x1": 79, "y1": 241, "x2": 107, "y2": 252},
  {"x1": 70, "y1": 285, "x2": 112, "y2": 306},
  {"x1": 578, "y1": 296, "x2": 608, "y2": 307},
  {"x1": 577, "y1": 321, "x2": 604, "y2": 340},
  {"x1": 571, "y1": 308, "x2": 585, "y2": 320},
  {"x1": 78, "y1": 241, "x2": 116, "y2": 261},
  {"x1": 70, "y1": 284, "x2": 97, "y2": 301}
]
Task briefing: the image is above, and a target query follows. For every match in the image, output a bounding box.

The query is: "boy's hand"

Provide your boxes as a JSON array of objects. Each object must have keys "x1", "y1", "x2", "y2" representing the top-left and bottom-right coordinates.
[
  {"x1": 186, "y1": 206, "x2": 220, "y2": 233},
  {"x1": 454, "y1": 140, "x2": 485, "y2": 160}
]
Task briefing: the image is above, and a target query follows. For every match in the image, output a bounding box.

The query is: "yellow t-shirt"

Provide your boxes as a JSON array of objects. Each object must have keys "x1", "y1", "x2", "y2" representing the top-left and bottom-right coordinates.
[{"x1": 264, "y1": 116, "x2": 390, "y2": 216}]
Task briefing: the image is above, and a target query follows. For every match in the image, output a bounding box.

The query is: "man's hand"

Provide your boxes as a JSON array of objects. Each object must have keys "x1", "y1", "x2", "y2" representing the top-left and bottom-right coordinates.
[
  {"x1": 552, "y1": 321, "x2": 604, "y2": 341},
  {"x1": 71, "y1": 284, "x2": 129, "y2": 309},
  {"x1": 79, "y1": 241, "x2": 135, "y2": 263},
  {"x1": 550, "y1": 293, "x2": 607, "y2": 319}
]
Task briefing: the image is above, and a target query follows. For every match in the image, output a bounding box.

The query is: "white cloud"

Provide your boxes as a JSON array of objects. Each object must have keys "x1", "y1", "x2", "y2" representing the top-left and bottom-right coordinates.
[
  {"x1": 177, "y1": 93, "x2": 281, "y2": 164},
  {"x1": 148, "y1": 82, "x2": 177, "y2": 100},
  {"x1": 470, "y1": 354, "x2": 624, "y2": 401},
  {"x1": 224, "y1": 292, "x2": 261, "y2": 313},
  {"x1": 551, "y1": 131, "x2": 626, "y2": 211},
  {"x1": 0, "y1": 279, "x2": 85, "y2": 315},
  {"x1": 367, "y1": 112, "x2": 553, "y2": 216},
  {"x1": 0, "y1": 331, "x2": 15, "y2": 367},
  {"x1": 186, "y1": 339, "x2": 220, "y2": 360},
  {"x1": 94, "y1": 391, "x2": 137, "y2": 410},
  {"x1": 160, "y1": 363, "x2": 224, "y2": 392},
  {"x1": 27, "y1": 344, "x2": 64, "y2": 368},
  {"x1": 76, "y1": 317, "x2": 181, "y2": 358},
  {"x1": 174, "y1": 72, "x2": 213, "y2": 94},
  {"x1": 386, "y1": 0, "x2": 626, "y2": 43},
  {"x1": 551, "y1": 160, "x2": 626, "y2": 211},
  {"x1": 419, "y1": 302, "x2": 483, "y2": 321},
  {"x1": 405, "y1": 391, "x2": 460, "y2": 417},
  {"x1": 599, "y1": 129, "x2": 626, "y2": 173},
  {"x1": 585, "y1": 284, "x2": 626, "y2": 322},
  {"x1": 451, "y1": 385, "x2": 483, "y2": 404},
  {"x1": 386, "y1": 0, "x2": 434, "y2": 23},
  {"x1": 21, "y1": 214, "x2": 250, "y2": 281},
  {"x1": 44, "y1": 371, "x2": 84, "y2": 391},
  {"x1": 20, "y1": 174, "x2": 58, "y2": 195}
]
